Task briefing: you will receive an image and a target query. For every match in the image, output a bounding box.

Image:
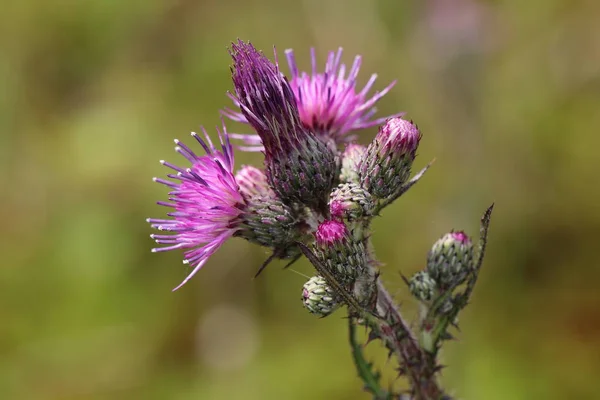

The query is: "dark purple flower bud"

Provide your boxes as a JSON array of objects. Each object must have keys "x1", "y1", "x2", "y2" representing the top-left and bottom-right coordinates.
[
  {"x1": 359, "y1": 117, "x2": 421, "y2": 201},
  {"x1": 229, "y1": 40, "x2": 339, "y2": 213},
  {"x1": 426, "y1": 231, "x2": 474, "y2": 290}
]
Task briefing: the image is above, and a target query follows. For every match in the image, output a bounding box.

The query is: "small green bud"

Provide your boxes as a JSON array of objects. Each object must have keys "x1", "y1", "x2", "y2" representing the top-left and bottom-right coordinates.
[
  {"x1": 409, "y1": 271, "x2": 437, "y2": 302},
  {"x1": 302, "y1": 275, "x2": 339, "y2": 317},
  {"x1": 426, "y1": 231, "x2": 474, "y2": 290}
]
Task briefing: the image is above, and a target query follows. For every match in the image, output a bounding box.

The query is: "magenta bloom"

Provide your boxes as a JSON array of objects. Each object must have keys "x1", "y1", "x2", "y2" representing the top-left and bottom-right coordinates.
[
  {"x1": 147, "y1": 124, "x2": 244, "y2": 290},
  {"x1": 450, "y1": 231, "x2": 471, "y2": 244},
  {"x1": 315, "y1": 220, "x2": 348, "y2": 247},
  {"x1": 223, "y1": 47, "x2": 401, "y2": 150}
]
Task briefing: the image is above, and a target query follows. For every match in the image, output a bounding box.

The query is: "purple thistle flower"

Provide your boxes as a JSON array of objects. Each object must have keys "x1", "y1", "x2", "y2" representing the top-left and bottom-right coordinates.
[
  {"x1": 147, "y1": 124, "x2": 245, "y2": 291},
  {"x1": 223, "y1": 47, "x2": 401, "y2": 150}
]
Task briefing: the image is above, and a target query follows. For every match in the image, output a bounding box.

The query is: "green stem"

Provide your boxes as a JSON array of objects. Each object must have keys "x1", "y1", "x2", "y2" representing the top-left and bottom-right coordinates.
[{"x1": 348, "y1": 317, "x2": 391, "y2": 400}]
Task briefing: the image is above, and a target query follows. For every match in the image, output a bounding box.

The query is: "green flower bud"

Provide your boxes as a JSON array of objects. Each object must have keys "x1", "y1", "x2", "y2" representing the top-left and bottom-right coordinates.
[
  {"x1": 329, "y1": 182, "x2": 374, "y2": 221},
  {"x1": 313, "y1": 220, "x2": 369, "y2": 285},
  {"x1": 302, "y1": 275, "x2": 339, "y2": 317},
  {"x1": 426, "y1": 231, "x2": 474, "y2": 290},
  {"x1": 409, "y1": 271, "x2": 437, "y2": 302}
]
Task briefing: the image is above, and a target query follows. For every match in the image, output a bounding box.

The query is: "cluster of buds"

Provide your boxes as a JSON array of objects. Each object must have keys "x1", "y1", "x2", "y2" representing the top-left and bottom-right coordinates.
[{"x1": 409, "y1": 231, "x2": 474, "y2": 302}]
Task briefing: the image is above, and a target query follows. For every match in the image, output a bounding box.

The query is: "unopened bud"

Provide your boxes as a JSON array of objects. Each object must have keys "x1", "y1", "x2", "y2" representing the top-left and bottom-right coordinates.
[
  {"x1": 359, "y1": 118, "x2": 421, "y2": 201},
  {"x1": 409, "y1": 271, "x2": 437, "y2": 302},
  {"x1": 329, "y1": 183, "x2": 374, "y2": 221},
  {"x1": 302, "y1": 275, "x2": 339, "y2": 317},
  {"x1": 340, "y1": 144, "x2": 367, "y2": 184},
  {"x1": 235, "y1": 165, "x2": 274, "y2": 198},
  {"x1": 313, "y1": 220, "x2": 368, "y2": 285},
  {"x1": 426, "y1": 231, "x2": 474, "y2": 290}
]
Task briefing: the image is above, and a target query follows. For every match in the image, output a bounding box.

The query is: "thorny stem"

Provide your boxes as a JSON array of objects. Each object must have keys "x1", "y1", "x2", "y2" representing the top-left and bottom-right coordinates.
[
  {"x1": 348, "y1": 317, "x2": 391, "y2": 400},
  {"x1": 301, "y1": 192, "x2": 492, "y2": 399},
  {"x1": 368, "y1": 265, "x2": 444, "y2": 400},
  {"x1": 298, "y1": 241, "x2": 442, "y2": 398}
]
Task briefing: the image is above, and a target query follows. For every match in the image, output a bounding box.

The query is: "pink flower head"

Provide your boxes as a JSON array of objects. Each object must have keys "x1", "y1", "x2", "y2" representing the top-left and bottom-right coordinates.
[
  {"x1": 147, "y1": 123, "x2": 244, "y2": 290},
  {"x1": 285, "y1": 48, "x2": 402, "y2": 142},
  {"x1": 223, "y1": 47, "x2": 401, "y2": 150},
  {"x1": 378, "y1": 117, "x2": 421, "y2": 159},
  {"x1": 315, "y1": 220, "x2": 348, "y2": 246}
]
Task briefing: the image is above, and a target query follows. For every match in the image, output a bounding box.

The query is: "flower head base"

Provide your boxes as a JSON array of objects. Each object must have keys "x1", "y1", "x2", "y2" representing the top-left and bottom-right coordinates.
[
  {"x1": 148, "y1": 125, "x2": 244, "y2": 290},
  {"x1": 359, "y1": 117, "x2": 422, "y2": 201},
  {"x1": 426, "y1": 231, "x2": 474, "y2": 290},
  {"x1": 285, "y1": 48, "x2": 401, "y2": 142},
  {"x1": 313, "y1": 220, "x2": 368, "y2": 285},
  {"x1": 229, "y1": 40, "x2": 339, "y2": 212},
  {"x1": 302, "y1": 275, "x2": 339, "y2": 317},
  {"x1": 236, "y1": 195, "x2": 306, "y2": 259}
]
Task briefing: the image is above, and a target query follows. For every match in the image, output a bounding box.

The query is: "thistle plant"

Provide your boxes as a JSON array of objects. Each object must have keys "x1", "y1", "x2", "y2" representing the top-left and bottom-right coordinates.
[{"x1": 148, "y1": 39, "x2": 494, "y2": 399}]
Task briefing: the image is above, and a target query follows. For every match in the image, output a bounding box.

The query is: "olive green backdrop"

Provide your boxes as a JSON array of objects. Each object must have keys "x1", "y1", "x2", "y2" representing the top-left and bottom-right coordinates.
[{"x1": 1, "y1": 0, "x2": 599, "y2": 399}]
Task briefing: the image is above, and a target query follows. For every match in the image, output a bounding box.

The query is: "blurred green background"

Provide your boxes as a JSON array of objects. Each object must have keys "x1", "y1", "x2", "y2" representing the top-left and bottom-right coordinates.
[{"x1": 1, "y1": 0, "x2": 599, "y2": 399}]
